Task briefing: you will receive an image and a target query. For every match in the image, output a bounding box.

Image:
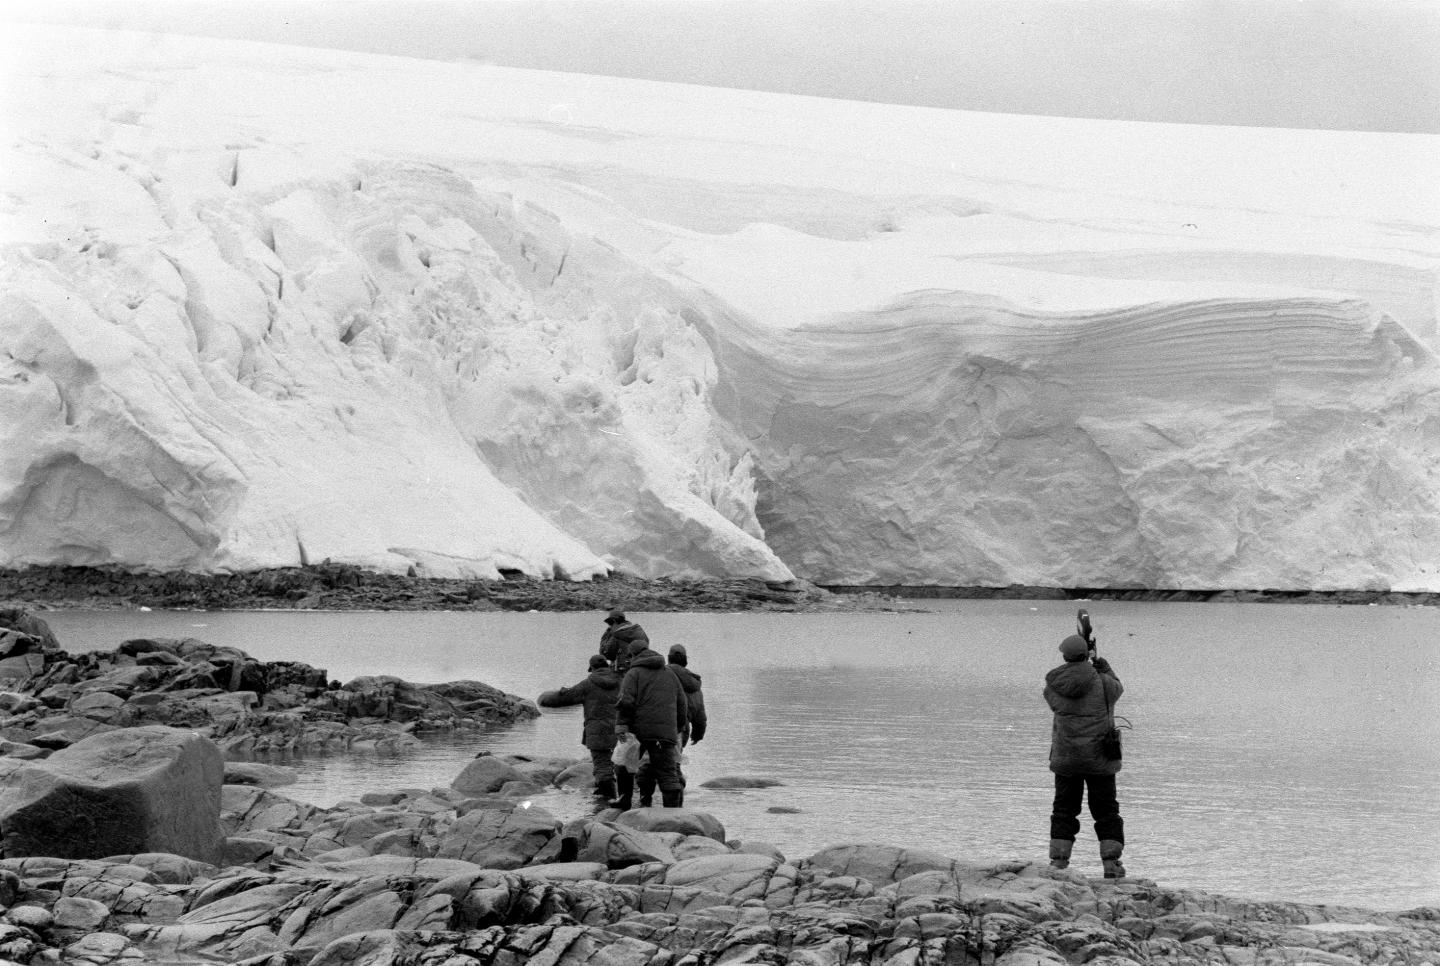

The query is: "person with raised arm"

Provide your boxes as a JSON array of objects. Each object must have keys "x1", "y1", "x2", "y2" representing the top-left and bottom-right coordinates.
[{"x1": 1044, "y1": 611, "x2": 1127, "y2": 877}]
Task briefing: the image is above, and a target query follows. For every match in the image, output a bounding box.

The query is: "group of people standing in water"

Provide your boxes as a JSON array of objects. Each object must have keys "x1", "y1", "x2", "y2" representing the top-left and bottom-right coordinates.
[
  {"x1": 540, "y1": 606, "x2": 1127, "y2": 878},
  {"x1": 538, "y1": 608, "x2": 706, "y2": 810}
]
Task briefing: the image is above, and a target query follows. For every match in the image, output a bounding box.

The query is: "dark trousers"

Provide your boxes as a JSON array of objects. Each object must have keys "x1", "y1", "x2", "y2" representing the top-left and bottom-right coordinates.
[
  {"x1": 589, "y1": 746, "x2": 615, "y2": 786},
  {"x1": 636, "y1": 748, "x2": 688, "y2": 803},
  {"x1": 1050, "y1": 773, "x2": 1124, "y2": 843},
  {"x1": 636, "y1": 737, "x2": 682, "y2": 792}
]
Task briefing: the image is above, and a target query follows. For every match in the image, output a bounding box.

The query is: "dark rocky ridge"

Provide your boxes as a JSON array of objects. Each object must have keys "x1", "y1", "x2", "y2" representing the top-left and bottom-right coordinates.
[
  {"x1": 0, "y1": 565, "x2": 906, "y2": 613},
  {"x1": 4, "y1": 565, "x2": 1437, "y2": 613},
  {"x1": 0, "y1": 607, "x2": 539, "y2": 762}
]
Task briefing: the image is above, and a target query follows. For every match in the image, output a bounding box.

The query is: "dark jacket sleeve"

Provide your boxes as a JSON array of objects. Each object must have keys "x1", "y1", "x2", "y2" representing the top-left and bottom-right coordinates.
[
  {"x1": 539, "y1": 680, "x2": 588, "y2": 708},
  {"x1": 687, "y1": 688, "x2": 707, "y2": 742},
  {"x1": 616, "y1": 670, "x2": 637, "y2": 728},
  {"x1": 1093, "y1": 658, "x2": 1123, "y2": 703},
  {"x1": 674, "y1": 671, "x2": 689, "y2": 734}
]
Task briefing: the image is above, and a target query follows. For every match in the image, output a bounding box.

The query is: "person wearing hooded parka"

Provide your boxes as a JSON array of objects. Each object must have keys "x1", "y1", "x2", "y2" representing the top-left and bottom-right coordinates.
[
  {"x1": 616, "y1": 638, "x2": 688, "y2": 807},
  {"x1": 599, "y1": 608, "x2": 649, "y2": 674},
  {"x1": 667, "y1": 644, "x2": 707, "y2": 747},
  {"x1": 538, "y1": 654, "x2": 622, "y2": 801},
  {"x1": 635, "y1": 643, "x2": 708, "y2": 806},
  {"x1": 1044, "y1": 633, "x2": 1127, "y2": 877}
]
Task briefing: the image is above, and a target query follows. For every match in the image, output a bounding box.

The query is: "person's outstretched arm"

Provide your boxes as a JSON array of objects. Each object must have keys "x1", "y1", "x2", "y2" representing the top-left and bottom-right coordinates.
[{"x1": 539, "y1": 679, "x2": 588, "y2": 707}]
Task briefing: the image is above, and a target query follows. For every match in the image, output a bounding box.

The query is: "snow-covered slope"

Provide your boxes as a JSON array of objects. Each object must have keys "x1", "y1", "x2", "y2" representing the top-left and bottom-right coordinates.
[{"x1": 3, "y1": 26, "x2": 1438, "y2": 589}]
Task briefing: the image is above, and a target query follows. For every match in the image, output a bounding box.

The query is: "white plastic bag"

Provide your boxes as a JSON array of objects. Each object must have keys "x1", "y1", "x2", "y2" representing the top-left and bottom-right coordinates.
[{"x1": 612, "y1": 731, "x2": 641, "y2": 770}]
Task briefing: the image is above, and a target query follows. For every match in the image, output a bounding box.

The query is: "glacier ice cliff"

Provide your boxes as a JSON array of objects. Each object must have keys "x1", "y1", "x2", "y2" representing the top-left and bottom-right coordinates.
[{"x1": 2, "y1": 26, "x2": 1439, "y2": 590}]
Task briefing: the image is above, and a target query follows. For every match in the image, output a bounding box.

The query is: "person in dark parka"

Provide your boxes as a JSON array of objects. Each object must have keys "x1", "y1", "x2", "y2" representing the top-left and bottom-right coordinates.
[
  {"x1": 1044, "y1": 633, "x2": 1127, "y2": 877},
  {"x1": 539, "y1": 654, "x2": 622, "y2": 800},
  {"x1": 616, "y1": 638, "x2": 688, "y2": 807},
  {"x1": 667, "y1": 644, "x2": 707, "y2": 747},
  {"x1": 599, "y1": 608, "x2": 649, "y2": 674},
  {"x1": 636, "y1": 643, "x2": 708, "y2": 806}
]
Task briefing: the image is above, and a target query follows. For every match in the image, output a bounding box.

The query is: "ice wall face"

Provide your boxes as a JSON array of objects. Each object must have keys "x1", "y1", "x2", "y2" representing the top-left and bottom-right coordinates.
[
  {"x1": 3, "y1": 26, "x2": 1439, "y2": 589},
  {"x1": 0, "y1": 30, "x2": 790, "y2": 580},
  {"x1": 709, "y1": 293, "x2": 1440, "y2": 589},
  {"x1": 0, "y1": 150, "x2": 789, "y2": 579}
]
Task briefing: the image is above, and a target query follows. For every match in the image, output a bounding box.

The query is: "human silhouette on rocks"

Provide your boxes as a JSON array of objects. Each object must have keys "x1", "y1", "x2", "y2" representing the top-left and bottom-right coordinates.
[{"x1": 1044, "y1": 621, "x2": 1128, "y2": 878}]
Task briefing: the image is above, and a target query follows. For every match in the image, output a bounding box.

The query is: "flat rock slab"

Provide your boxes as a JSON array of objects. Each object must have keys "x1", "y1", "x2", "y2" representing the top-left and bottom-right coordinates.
[{"x1": 699, "y1": 776, "x2": 784, "y2": 789}]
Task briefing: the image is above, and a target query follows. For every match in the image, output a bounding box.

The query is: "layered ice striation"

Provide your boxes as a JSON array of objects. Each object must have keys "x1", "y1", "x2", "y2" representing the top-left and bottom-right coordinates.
[{"x1": 2, "y1": 26, "x2": 1438, "y2": 589}]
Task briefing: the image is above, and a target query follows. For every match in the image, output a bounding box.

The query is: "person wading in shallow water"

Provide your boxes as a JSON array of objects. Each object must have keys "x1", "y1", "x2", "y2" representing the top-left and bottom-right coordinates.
[
  {"x1": 538, "y1": 654, "x2": 622, "y2": 802},
  {"x1": 636, "y1": 643, "x2": 708, "y2": 807},
  {"x1": 1044, "y1": 631, "x2": 1127, "y2": 877},
  {"x1": 616, "y1": 637, "x2": 688, "y2": 807},
  {"x1": 599, "y1": 608, "x2": 649, "y2": 674}
]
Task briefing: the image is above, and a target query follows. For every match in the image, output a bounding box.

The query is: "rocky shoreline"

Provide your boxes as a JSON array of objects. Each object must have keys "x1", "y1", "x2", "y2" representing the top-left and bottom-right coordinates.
[
  {"x1": 0, "y1": 607, "x2": 538, "y2": 761},
  {"x1": 3, "y1": 565, "x2": 1438, "y2": 614},
  {"x1": 0, "y1": 565, "x2": 911, "y2": 614},
  {"x1": 0, "y1": 609, "x2": 1436, "y2": 965}
]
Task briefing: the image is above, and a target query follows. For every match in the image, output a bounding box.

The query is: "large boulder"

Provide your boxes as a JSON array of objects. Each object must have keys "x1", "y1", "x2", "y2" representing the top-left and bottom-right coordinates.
[
  {"x1": 435, "y1": 802, "x2": 558, "y2": 869},
  {"x1": 0, "y1": 725, "x2": 223, "y2": 863},
  {"x1": 0, "y1": 651, "x2": 45, "y2": 688},
  {"x1": 451, "y1": 755, "x2": 527, "y2": 796},
  {"x1": 0, "y1": 609, "x2": 60, "y2": 651},
  {"x1": 615, "y1": 807, "x2": 727, "y2": 843},
  {"x1": 572, "y1": 822, "x2": 677, "y2": 869}
]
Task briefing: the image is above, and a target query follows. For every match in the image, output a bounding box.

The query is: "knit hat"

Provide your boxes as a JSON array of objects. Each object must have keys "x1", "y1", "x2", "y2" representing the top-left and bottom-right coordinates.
[
  {"x1": 1059, "y1": 634, "x2": 1090, "y2": 661},
  {"x1": 588, "y1": 654, "x2": 609, "y2": 671},
  {"x1": 604, "y1": 608, "x2": 626, "y2": 623},
  {"x1": 628, "y1": 637, "x2": 651, "y2": 655},
  {"x1": 667, "y1": 644, "x2": 687, "y2": 665}
]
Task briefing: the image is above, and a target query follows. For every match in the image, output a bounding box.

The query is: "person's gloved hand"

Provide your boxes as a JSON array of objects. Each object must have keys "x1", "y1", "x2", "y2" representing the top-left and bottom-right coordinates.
[{"x1": 1091, "y1": 656, "x2": 1113, "y2": 674}]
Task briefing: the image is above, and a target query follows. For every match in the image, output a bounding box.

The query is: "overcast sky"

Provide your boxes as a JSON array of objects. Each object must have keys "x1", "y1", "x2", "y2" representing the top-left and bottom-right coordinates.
[{"x1": 8, "y1": 0, "x2": 1440, "y2": 133}]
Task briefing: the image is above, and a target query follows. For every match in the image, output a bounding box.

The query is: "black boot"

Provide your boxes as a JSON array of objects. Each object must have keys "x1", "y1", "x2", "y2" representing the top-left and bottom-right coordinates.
[
  {"x1": 1049, "y1": 838, "x2": 1074, "y2": 870},
  {"x1": 608, "y1": 769, "x2": 633, "y2": 810},
  {"x1": 1100, "y1": 839, "x2": 1127, "y2": 879},
  {"x1": 661, "y1": 787, "x2": 684, "y2": 808},
  {"x1": 594, "y1": 779, "x2": 617, "y2": 801},
  {"x1": 637, "y1": 769, "x2": 656, "y2": 808}
]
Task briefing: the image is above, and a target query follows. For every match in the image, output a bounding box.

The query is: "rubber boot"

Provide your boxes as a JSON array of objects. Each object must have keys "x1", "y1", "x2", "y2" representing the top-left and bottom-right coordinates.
[
  {"x1": 661, "y1": 787, "x2": 684, "y2": 808},
  {"x1": 1100, "y1": 839, "x2": 1126, "y2": 879},
  {"x1": 594, "y1": 778, "x2": 617, "y2": 801},
  {"x1": 608, "y1": 769, "x2": 633, "y2": 811},
  {"x1": 1048, "y1": 838, "x2": 1073, "y2": 870},
  {"x1": 637, "y1": 768, "x2": 656, "y2": 808}
]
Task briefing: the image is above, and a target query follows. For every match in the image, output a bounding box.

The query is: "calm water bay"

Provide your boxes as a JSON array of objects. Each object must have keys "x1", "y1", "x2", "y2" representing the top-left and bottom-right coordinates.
[{"x1": 43, "y1": 599, "x2": 1440, "y2": 911}]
